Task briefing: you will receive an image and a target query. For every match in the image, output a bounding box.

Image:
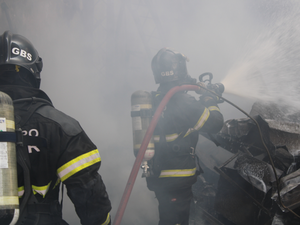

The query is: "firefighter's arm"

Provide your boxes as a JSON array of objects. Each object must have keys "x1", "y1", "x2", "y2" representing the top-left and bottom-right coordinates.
[
  {"x1": 57, "y1": 131, "x2": 111, "y2": 225},
  {"x1": 199, "y1": 94, "x2": 224, "y2": 134},
  {"x1": 179, "y1": 93, "x2": 223, "y2": 134},
  {"x1": 64, "y1": 170, "x2": 112, "y2": 225}
]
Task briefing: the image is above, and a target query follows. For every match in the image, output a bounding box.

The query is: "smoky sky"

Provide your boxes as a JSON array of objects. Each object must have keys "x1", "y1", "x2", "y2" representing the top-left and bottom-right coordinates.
[{"x1": 1, "y1": 0, "x2": 299, "y2": 224}]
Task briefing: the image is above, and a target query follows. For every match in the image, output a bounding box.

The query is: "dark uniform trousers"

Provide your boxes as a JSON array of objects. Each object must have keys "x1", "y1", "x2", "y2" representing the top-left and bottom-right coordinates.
[{"x1": 155, "y1": 187, "x2": 193, "y2": 225}]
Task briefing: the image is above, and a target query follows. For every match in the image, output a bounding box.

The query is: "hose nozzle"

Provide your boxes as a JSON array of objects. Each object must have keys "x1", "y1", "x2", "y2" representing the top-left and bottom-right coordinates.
[
  {"x1": 195, "y1": 82, "x2": 225, "y2": 96},
  {"x1": 208, "y1": 83, "x2": 225, "y2": 95},
  {"x1": 197, "y1": 72, "x2": 225, "y2": 95}
]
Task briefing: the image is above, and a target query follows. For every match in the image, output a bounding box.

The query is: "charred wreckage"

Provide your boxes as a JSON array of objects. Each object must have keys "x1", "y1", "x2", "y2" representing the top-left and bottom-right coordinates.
[{"x1": 191, "y1": 101, "x2": 300, "y2": 225}]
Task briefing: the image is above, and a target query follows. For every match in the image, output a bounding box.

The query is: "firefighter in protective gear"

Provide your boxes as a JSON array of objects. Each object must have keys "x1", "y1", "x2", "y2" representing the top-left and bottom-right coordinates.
[
  {"x1": 147, "y1": 48, "x2": 224, "y2": 225},
  {"x1": 0, "y1": 31, "x2": 111, "y2": 225}
]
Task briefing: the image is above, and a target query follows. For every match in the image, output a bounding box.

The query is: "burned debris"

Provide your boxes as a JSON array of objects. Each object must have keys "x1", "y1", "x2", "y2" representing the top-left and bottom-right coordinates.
[{"x1": 192, "y1": 101, "x2": 300, "y2": 225}]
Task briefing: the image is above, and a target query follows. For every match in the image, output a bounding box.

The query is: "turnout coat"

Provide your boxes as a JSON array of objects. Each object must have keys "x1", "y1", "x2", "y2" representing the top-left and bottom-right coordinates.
[
  {"x1": 0, "y1": 85, "x2": 111, "y2": 225},
  {"x1": 146, "y1": 86, "x2": 224, "y2": 191}
]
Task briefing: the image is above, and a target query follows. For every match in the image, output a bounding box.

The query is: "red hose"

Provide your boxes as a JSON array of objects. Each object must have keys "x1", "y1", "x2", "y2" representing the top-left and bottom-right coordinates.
[{"x1": 113, "y1": 85, "x2": 200, "y2": 225}]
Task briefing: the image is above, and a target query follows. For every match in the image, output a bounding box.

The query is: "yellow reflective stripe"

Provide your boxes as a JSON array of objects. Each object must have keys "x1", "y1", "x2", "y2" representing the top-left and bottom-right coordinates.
[
  {"x1": 208, "y1": 106, "x2": 220, "y2": 112},
  {"x1": 6, "y1": 120, "x2": 15, "y2": 130},
  {"x1": 18, "y1": 186, "x2": 24, "y2": 197},
  {"x1": 154, "y1": 108, "x2": 211, "y2": 141},
  {"x1": 193, "y1": 107, "x2": 210, "y2": 131},
  {"x1": 184, "y1": 108, "x2": 210, "y2": 137},
  {"x1": 32, "y1": 181, "x2": 52, "y2": 198},
  {"x1": 134, "y1": 143, "x2": 155, "y2": 149},
  {"x1": 166, "y1": 133, "x2": 180, "y2": 142},
  {"x1": 58, "y1": 149, "x2": 101, "y2": 182},
  {"x1": 19, "y1": 183, "x2": 52, "y2": 198},
  {"x1": 159, "y1": 167, "x2": 197, "y2": 178},
  {"x1": 153, "y1": 133, "x2": 180, "y2": 143},
  {"x1": 0, "y1": 196, "x2": 19, "y2": 205},
  {"x1": 101, "y1": 213, "x2": 111, "y2": 225}
]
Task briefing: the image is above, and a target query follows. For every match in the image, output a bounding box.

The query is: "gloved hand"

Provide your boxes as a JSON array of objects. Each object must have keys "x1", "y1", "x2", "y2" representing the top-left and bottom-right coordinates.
[
  {"x1": 195, "y1": 82, "x2": 206, "y2": 95},
  {"x1": 200, "y1": 90, "x2": 224, "y2": 104}
]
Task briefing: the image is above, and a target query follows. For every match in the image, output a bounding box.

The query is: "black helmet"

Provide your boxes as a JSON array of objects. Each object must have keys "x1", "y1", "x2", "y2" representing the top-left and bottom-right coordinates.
[
  {"x1": 0, "y1": 31, "x2": 43, "y2": 88},
  {"x1": 151, "y1": 48, "x2": 189, "y2": 84}
]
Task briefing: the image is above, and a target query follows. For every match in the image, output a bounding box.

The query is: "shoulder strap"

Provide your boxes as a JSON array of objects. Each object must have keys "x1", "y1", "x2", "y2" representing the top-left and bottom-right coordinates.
[
  {"x1": 14, "y1": 97, "x2": 52, "y2": 148},
  {"x1": 14, "y1": 98, "x2": 53, "y2": 224}
]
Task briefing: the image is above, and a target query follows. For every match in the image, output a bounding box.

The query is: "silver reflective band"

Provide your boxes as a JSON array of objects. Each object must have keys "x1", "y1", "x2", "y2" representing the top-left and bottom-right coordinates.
[{"x1": 58, "y1": 149, "x2": 101, "y2": 182}]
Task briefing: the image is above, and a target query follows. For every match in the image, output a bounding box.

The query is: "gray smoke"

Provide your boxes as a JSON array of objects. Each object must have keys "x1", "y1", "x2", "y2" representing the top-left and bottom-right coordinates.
[{"x1": 1, "y1": 0, "x2": 299, "y2": 224}]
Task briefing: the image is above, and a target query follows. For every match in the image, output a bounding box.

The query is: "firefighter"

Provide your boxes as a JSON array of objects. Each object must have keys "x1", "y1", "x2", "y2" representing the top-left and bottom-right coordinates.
[
  {"x1": 0, "y1": 31, "x2": 111, "y2": 225},
  {"x1": 146, "y1": 48, "x2": 224, "y2": 225}
]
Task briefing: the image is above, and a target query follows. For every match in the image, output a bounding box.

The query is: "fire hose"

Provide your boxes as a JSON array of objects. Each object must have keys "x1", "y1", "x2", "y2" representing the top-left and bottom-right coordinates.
[{"x1": 113, "y1": 84, "x2": 200, "y2": 225}]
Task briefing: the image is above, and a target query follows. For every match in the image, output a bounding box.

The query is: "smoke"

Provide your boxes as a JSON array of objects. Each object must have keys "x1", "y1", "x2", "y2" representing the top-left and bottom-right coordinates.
[{"x1": 1, "y1": 0, "x2": 298, "y2": 224}]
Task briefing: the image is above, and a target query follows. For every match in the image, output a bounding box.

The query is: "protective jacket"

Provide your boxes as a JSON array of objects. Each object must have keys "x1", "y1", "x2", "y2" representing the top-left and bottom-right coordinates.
[
  {"x1": 146, "y1": 86, "x2": 224, "y2": 191},
  {"x1": 0, "y1": 85, "x2": 111, "y2": 225}
]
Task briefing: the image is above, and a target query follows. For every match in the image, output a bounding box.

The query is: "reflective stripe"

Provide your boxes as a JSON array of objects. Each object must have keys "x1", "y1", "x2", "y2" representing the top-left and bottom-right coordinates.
[
  {"x1": 208, "y1": 106, "x2": 220, "y2": 112},
  {"x1": 159, "y1": 167, "x2": 197, "y2": 178},
  {"x1": 154, "y1": 135, "x2": 160, "y2": 142},
  {"x1": 58, "y1": 149, "x2": 101, "y2": 182},
  {"x1": 101, "y1": 213, "x2": 111, "y2": 225},
  {"x1": 154, "y1": 133, "x2": 180, "y2": 142},
  {"x1": 166, "y1": 133, "x2": 180, "y2": 142},
  {"x1": 32, "y1": 181, "x2": 52, "y2": 198},
  {"x1": 18, "y1": 183, "x2": 52, "y2": 198},
  {"x1": 184, "y1": 108, "x2": 210, "y2": 137},
  {"x1": 134, "y1": 142, "x2": 155, "y2": 149},
  {"x1": 154, "y1": 108, "x2": 210, "y2": 141},
  {"x1": 18, "y1": 152, "x2": 99, "y2": 199},
  {"x1": 192, "y1": 107, "x2": 210, "y2": 131},
  {"x1": 18, "y1": 186, "x2": 24, "y2": 197}
]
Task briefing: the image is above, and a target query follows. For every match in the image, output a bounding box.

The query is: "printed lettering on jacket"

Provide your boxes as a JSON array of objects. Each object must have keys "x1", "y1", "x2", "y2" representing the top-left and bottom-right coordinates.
[{"x1": 22, "y1": 128, "x2": 41, "y2": 153}]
